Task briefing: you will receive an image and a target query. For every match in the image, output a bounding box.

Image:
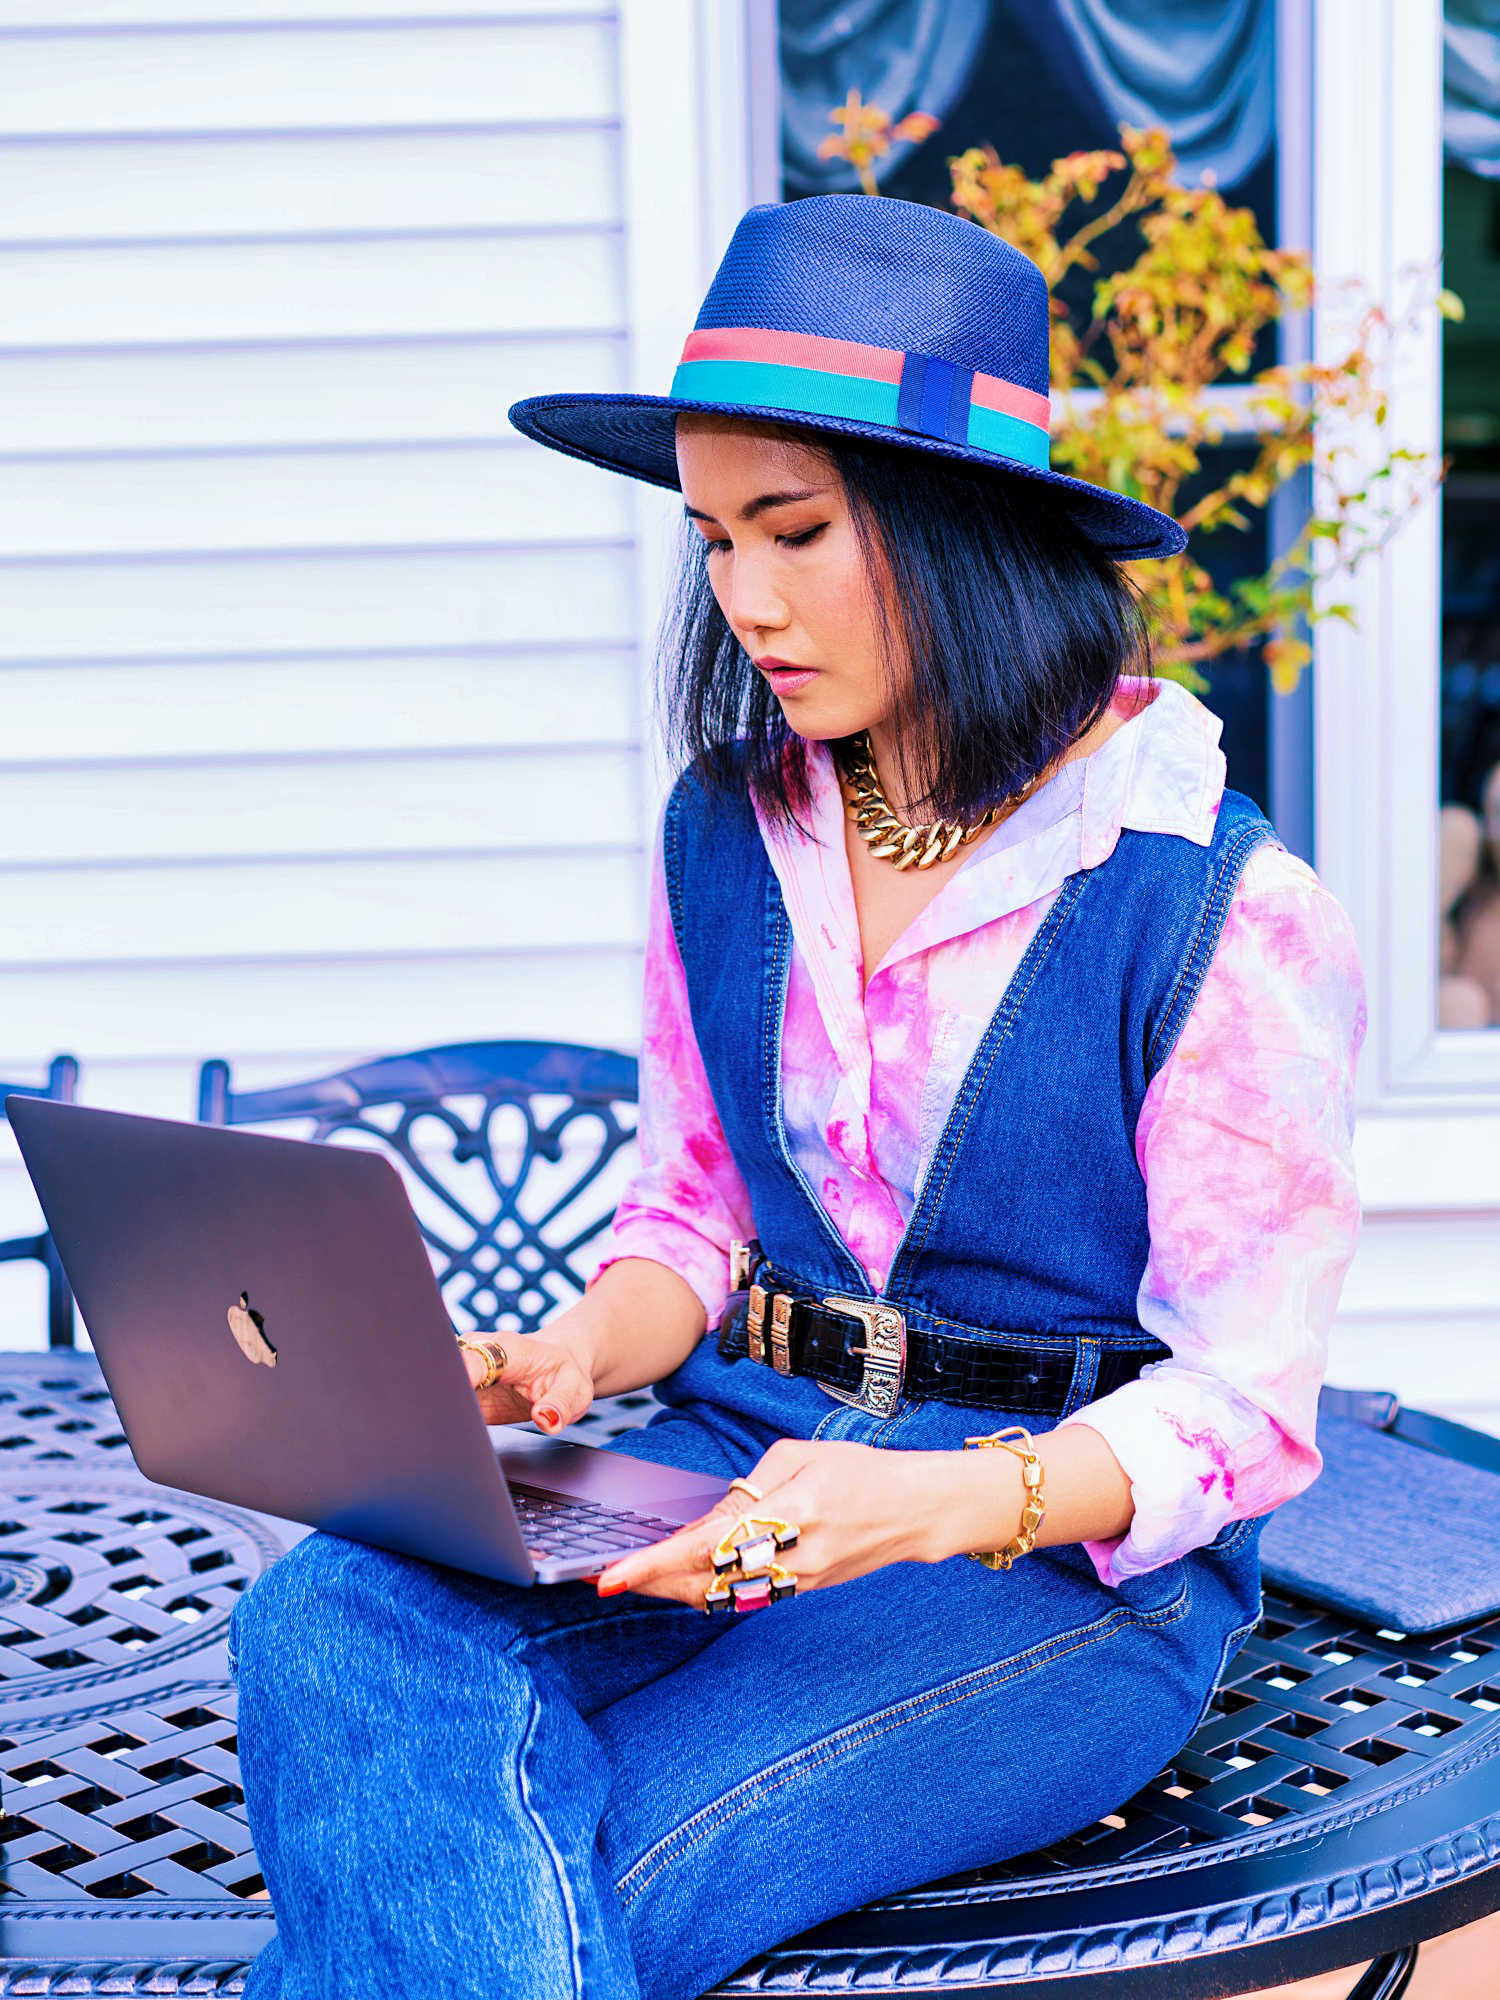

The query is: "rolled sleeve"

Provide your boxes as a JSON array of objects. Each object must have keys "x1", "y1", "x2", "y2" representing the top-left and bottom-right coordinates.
[{"x1": 1060, "y1": 847, "x2": 1367, "y2": 1585}]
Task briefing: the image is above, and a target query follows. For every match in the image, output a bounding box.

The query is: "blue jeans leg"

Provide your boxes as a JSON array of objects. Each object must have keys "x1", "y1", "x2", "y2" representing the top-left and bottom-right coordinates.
[
  {"x1": 232, "y1": 1530, "x2": 720, "y2": 2000},
  {"x1": 232, "y1": 1522, "x2": 1223, "y2": 2000}
]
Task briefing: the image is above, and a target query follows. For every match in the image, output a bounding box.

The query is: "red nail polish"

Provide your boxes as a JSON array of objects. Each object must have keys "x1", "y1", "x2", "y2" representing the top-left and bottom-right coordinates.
[
  {"x1": 536, "y1": 1407, "x2": 558, "y2": 1429},
  {"x1": 596, "y1": 1577, "x2": 629, "y2": 1597}
]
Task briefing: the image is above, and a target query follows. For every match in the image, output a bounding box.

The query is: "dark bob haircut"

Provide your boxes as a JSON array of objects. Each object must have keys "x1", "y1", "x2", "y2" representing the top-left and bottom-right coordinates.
[{"x1": 661, "y1": 429, "x2": 1151, "y2": 826}]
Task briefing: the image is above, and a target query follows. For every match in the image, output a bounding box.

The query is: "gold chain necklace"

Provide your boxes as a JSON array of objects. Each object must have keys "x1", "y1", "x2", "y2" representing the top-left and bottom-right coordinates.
[{"x1": 838, "y1": 733, "x2": 1036, "y2": 873}]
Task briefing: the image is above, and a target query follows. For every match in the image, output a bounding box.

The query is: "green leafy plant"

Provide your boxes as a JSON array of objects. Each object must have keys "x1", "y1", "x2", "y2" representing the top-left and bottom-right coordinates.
[{"x1": 820, "y1": 114, "x2": 1455, "y2": 691}]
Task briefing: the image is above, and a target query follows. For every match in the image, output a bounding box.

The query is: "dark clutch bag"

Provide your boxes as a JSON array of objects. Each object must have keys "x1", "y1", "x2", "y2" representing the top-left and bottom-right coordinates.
[{"x1": 1259, "y1": 1387, "x2": 1500, "y2": 1635}]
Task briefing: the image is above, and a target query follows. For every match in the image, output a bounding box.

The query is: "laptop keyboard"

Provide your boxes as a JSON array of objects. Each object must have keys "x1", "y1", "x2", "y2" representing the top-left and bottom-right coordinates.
[{"x1": 510, "y1": 1485, "x2": 681, "y2": 1565}]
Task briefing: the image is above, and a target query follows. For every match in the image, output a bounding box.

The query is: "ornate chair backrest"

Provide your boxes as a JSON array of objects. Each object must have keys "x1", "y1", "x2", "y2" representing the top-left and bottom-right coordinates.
[
  {"x1": 0, "y1": 1055, "x2": 80, "y2": 1348},
  {"x1": 196, "y1": 1042, "x2": 638, "y2": 1336}
]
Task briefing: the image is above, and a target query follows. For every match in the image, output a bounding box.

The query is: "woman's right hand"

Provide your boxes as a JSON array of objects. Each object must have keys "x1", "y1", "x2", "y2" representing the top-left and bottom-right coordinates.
[
  {"x1": 459, "y1": 1327, "x2": 596, "y2": 1435},
  {"x1": 455, "y1": 1257, "x2": 707, "y2": 1435}
]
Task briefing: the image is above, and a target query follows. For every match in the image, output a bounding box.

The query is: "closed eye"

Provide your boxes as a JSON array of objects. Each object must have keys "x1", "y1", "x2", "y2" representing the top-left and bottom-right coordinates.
[{"x1": 779, "y1": 523, "x2": 827, "y2": 548}]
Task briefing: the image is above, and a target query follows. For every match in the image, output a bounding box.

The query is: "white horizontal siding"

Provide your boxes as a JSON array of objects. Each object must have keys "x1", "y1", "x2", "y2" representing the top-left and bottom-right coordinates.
[
  {"x1": 0, "y1": 233, "x2": 623, "y2": 345},
  {"x1": 0, "y1": 22, "x2": 615, "y2": 134},
  {"x1": 0, "y1": 548, "x2": 634, "y2": 658},
  {"x1": 0, "y1": 3, "x2": 594, "y2": 20},
  {"x1": 0, "y1": 5, "x2": 645, "y2": 1349},
  {"x1": 0, "y1": 747, "x2": 638, "y2": 864},
  {"x1": 0, "y1": 951, "x2": 643, "y2": 1069},
  {"x1": 1331, "y1": 1213, "x2": 1500, "y2": 1436},
  {"x1": 0, "y1": 851, "x2": 641, "y2": 964},
  {"x1": 0, "y1": 650, "x2": 635, "y2": 759},
  {"x1": 6, "y1": 127, "x2": 619, "y2": 241},
  {"x1": 0, "y1": 444, "x2": 628, "y2": 556},
  {"x1": 0, "y1": 336, "x2": 626, "y2": 453}
]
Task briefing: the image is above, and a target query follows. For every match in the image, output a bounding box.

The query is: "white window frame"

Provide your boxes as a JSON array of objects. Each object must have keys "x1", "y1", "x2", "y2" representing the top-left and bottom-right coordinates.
[
  {"x1": 616, "y1": 0, "x2": 772, "y2": 825},
  {"x1": 1311, "y1": 0, "x2": 1500, "y2": 1208}
]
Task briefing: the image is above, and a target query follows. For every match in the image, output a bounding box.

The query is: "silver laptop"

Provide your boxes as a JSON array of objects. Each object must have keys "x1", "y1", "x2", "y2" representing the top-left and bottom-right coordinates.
[{"x1": 7, "y1": 1097, "x2": 729, "y2": 1585}]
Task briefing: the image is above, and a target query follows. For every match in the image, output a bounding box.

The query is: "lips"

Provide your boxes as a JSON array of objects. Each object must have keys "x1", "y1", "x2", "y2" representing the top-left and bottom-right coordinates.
[{"x1": 755, "y1": 658, "x2": 820, "y2": 694}]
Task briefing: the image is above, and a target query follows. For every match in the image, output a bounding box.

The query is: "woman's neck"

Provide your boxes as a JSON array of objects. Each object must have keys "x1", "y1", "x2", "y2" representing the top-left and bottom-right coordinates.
[{"x1": 865, "y1": 700, "x2": 1129, "y2": 828}]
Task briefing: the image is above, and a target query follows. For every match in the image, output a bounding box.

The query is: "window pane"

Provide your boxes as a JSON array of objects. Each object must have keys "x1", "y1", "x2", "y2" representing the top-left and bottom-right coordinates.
[
  {"x1": 1440, "y1": 3, "x2": 1500, "y2": 1029},
  {"x1": 778, "y1": 0, "x2": 1277, "y2": 812}
]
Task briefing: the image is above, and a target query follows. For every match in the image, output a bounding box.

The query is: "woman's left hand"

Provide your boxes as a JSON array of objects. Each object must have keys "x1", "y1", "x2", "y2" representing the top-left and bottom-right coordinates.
[{"x1": 594, "y1": 1436, "x2": 1013, "y2": 1606}]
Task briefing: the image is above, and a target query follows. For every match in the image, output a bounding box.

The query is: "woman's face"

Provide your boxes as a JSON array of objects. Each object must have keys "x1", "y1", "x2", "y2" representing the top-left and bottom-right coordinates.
[{"x1": 675, "y1": 417, "x2": 892, "y2": 742}]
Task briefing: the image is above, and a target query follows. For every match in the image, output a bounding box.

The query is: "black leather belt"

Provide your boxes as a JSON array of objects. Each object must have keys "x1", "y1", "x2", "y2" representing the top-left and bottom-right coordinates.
[{"x1": 718, "y1": 1240, "x2": 1168, "y2": 1420}]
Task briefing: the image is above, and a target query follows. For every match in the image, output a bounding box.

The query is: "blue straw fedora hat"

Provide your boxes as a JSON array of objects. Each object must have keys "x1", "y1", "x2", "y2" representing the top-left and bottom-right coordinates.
[{"x1": 509, "y1": 194, "x2": 1185, "y2": 562}]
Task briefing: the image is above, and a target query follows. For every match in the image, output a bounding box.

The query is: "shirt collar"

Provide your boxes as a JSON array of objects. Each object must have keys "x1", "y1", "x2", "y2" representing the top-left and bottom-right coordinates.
[
  {"x1": 1077, "y1": 675, "x2": 1226, "y2": 868},
  {"x1": 758, "y1": 675, "x2": 1229, "y2": 978}
]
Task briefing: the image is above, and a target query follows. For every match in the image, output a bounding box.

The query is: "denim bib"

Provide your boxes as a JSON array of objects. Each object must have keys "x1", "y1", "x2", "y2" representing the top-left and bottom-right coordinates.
[{"x1": 658, "y1": 755, "x2": 1274, "y2": 1432}]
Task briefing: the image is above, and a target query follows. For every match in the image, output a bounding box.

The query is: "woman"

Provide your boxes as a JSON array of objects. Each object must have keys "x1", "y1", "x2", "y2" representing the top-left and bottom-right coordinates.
[{"x1": 232, "y1": 196, "x2": 1365, "y2": 2000}]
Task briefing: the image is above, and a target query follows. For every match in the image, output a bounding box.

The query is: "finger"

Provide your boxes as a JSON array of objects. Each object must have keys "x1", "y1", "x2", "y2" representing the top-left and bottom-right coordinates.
[
  {"x1": 597, "y1": 1480, "x2": 810, "y2": 1601},
  {"x1": 476, "y1": 1342, "x2": 591, "y2": 1431},
  {"x1": 595, "y1": 1523, "x2": 711, "y2": 1597}
]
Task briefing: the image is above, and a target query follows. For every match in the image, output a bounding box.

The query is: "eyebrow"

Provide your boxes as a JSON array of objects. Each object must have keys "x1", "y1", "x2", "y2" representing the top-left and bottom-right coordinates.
[{"x1": 683, "y1": 486, "x2": 824, "y2": 526}]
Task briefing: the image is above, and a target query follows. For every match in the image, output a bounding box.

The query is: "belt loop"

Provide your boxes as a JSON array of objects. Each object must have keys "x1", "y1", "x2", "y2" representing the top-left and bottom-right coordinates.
[
  {"x1": 746, "y1": 1285, "x2": 768, "y2": 1365},
  {"x1": 1063, "y1": 1338, "x2": 1100, "y2": 1416},
  {"x1": 769, "y1": 1294, "x2": 795, "y2": 1375}
]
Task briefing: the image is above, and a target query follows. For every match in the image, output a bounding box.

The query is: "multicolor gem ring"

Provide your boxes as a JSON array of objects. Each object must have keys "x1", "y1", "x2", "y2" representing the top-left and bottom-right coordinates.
[{"x1": 704, "y1": 1514, "x2": 800, "y2": 1615}]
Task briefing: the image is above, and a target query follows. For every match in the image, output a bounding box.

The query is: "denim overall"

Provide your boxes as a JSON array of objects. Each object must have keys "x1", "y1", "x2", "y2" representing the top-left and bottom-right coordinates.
[
  {"x1": 658, "y1": 762, "x2": 1274, "y2": 1445},
  {"x1": 231, "y1": 771, "x2": 1276, "y2": 2000}
]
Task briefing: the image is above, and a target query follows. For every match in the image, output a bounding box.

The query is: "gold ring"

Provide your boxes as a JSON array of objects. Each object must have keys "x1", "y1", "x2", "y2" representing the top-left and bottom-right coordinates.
[
  {"x1": 710, "y1": 1514, "x2": 800, "y2": 1576},
  {"x1": 478, "y1": 1338, "x2": 508, "y2": 1382},
  {"x1": 704, "y1": 1561, "x2": 798, "y2": 1615},
  {"x1": 728, "y1": 1477, "x2": 764, "y2": 1503},
  {"x1": 456, "y1": 1337, "x2": 501, "y2": 1392}
]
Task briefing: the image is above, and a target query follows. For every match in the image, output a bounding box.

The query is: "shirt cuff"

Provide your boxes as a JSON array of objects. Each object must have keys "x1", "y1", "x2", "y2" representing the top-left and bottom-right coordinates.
[
  {"x1": 1056, "y1": 1369, "x2": 1281, "y2": 1587},
  {"x1": 593, "y1": 1209, "x2": 732, "y2": 1327}
]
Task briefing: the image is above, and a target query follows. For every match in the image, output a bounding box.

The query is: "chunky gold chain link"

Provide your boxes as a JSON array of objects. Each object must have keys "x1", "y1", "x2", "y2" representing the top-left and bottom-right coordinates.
[{"x1": 837, "y1": 732, "x2": 1034, "y2": 872}]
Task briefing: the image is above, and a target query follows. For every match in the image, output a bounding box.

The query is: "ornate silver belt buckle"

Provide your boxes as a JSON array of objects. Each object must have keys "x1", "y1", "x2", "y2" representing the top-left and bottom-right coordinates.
[{"x1": 818, "y1": 1296, "x2": 906, "y2": 1418}]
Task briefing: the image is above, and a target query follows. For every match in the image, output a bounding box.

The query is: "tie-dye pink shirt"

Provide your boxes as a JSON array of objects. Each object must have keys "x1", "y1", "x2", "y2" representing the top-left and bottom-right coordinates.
[{"x1": 607, "y1": 679, "x2": 1367, "y2": 1584}]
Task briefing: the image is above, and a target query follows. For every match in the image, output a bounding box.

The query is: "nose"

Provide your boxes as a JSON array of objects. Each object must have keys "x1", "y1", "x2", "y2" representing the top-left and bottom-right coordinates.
[{"x1": 725, "y1": 547, "x2": 790, "y2": 646}]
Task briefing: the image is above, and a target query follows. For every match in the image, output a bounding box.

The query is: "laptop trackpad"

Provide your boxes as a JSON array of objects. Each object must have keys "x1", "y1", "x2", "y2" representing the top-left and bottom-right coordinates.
[{"x1": 491, "y1": 1429, "x2": 730, "y2": 1525}]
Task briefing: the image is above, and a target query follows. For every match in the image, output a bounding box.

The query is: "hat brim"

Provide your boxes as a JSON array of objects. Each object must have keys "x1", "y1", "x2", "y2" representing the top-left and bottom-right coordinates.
[{"x1": 508, "y1": 391, "x2": 1186, "y2": 562}]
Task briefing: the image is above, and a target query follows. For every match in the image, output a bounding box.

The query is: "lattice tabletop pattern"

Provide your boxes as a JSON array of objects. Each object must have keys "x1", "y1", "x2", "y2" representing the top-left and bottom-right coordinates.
[
  {"x1": 0, "y1": 1359, "x2": 133, "y2": 1467},
  {"x1": 0, "y1": 1354, "x2": 1493, "y2": 1997}
]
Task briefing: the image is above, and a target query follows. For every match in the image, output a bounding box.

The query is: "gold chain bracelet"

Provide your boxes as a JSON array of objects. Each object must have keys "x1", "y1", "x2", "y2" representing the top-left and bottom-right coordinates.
[{"x1": 964, "y1": 1425, "x2": 1046, "y2": 1571}]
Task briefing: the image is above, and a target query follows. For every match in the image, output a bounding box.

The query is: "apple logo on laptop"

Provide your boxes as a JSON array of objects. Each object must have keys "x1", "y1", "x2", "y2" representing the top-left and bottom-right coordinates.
[{"x1": 227, "y1": 1292, "x2": 277, "y2": 1368}]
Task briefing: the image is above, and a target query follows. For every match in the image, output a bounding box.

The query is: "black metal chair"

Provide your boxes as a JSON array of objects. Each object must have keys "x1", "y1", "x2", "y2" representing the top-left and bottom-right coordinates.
[
  {"x1": 0, "y1": 1042, "x2": 1492, "y2": 1994},
  {"x1": 197, "y1": 1042, "x2": 655, "y2": 1444},
  {"x1": 0, "y1": 1056, "x2": 79, "y2": 1350},
  {"x1": 197, "y1": 1042, "x2": 639, "y2": 1339}
]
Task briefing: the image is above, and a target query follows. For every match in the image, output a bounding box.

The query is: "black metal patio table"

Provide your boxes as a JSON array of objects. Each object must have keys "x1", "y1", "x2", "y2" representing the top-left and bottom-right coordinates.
[
  {"x1": 0, "y1": 1042, "x2": 1492, "y2": 1995},
  {"x1": 0, "y1": 1349, "x2": 1491, "y2": 1998}
]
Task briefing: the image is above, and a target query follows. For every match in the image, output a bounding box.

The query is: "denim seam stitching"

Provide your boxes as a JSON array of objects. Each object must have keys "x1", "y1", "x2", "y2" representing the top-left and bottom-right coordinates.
[
  {"x1": 762, "y1": 886, "x2": 780, "y2": 1162},
  {"x1": 506, "y1": 1604, "x2": 710, "y2": 1665},
  {"x1": 513, "y1": 1678, "x2": 588, "y2": 1999},
  {"x1": 1210, "y1": 1515, "x2": 1259, "y2": 1558},
  {"x1": 891, "y1": 871, "x2": 1090, "y2": 1282},
  {"x1": 1066, "y1": 1336, "x2": 1101, "y2": 1415},
  {"x1": 616, "y1": 1601, "x2": 1158, "y2": 1905},
  {"x1": 663, "y1": 786, "x2": 687, "y2": 963}
]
